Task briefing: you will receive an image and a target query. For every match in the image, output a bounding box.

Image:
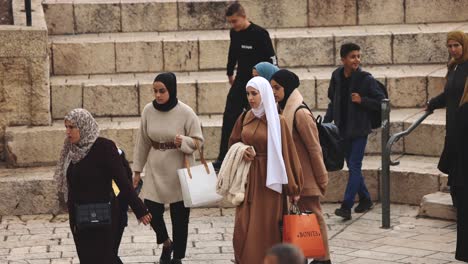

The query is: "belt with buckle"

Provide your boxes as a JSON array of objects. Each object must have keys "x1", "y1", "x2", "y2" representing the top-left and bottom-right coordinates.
[{"x1": 151, "y1": 141, "x2": 177, "y2": 151}]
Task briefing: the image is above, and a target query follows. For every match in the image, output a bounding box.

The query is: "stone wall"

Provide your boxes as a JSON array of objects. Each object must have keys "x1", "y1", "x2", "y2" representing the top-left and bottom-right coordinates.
[{"x1": 0, "y1": 0, "x2": 50, "y2": 161}]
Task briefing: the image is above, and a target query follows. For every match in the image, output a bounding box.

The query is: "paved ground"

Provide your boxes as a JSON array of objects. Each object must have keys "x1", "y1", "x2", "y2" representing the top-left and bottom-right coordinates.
[{"x1": 0, "y1": 203, "x2": 463, "y2": 264}]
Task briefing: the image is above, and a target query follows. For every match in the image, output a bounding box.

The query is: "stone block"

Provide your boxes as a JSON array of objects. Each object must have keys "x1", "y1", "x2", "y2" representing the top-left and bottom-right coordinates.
[
  {"x1": 406, "y1": 0, "x2": 468, "y2": 23},
  {"x1": 366, "y1": 122, "x2": 404, "y2": 154},
  {"x1": 139, "y1": 82, "x2": 197, "y2": 114},
  {"x1": 308, "y1": 0, "x2": 356, "y2": 26},
  {"x1": 100, "y1": 122, "x2": 138, "y2": 162},
  {"x1": 83, "y1": 84, "x2": 139, "y2": 117},
  {"x1": 419, "y1": 192, "x2": 456, "y2": 221},
  {"x1": 276, "y1": 35, "x2": 334, "y2": 67},
  {"x1": 178, "y1": 1, "x2": 230, "y2": 30},
  {"x1": 0, "y1": 29, "x2": 48, "y2": 57},
  {"x1": 240, "y1": 0, "x2": 308, "y2": 28},
  {"x1": 199, "y1": 38, "x2": 230, "y2": 70},
  {"x1": 393, "y1": 32, "x2": 448, "y2": 64},
  {"x1": 316, "y1": 78, "x2": 330, "y2": 110},
  {"x1": 116, "y1": 41, "x2": 163, "y2": 73},
  {"x1": 51, "y1": 84, "x2": 83, "y2": 119},
  {"x1": 358, "y1": 0, "x2": 404, "y2": 25},
  {"x1": 387, "y1": 76, "x2": 427, "y2": 108},
  {"x1": 427, "y1": 70, "x2": 447, "y2": 100},
  {"x1": 335, "y1": 34, "x2": 392, "y2": 65},
  {"x1": 198, "y1": 81, "x2": 230, "y2": 114},
  {"x1": 298, "y1": 78, "x2": 316, "y2": 109},
  {"x1": 404, "y1": 122, "x2": 445, "y2": 156},
  {"x1": 439, "y1": 175, "x2": 449, "y2": 193},
  {"x1": 74, "y1": 2, "x2": 121, "y2": 34},
  {"x1": 163, "y1": 39, "x2": 199, "y2": 71},
  {"x1": 121, "y1": 1, "x2": 177, "y2": 32},
  {"x1": 52, "y1": 42, "x2": 115, "y2": 75},
  {"x1": 200, "y1": 119, "x2": 222, "y2": 161},
  {"x1": 42, "y1": 1, "x2": 74, "y2": 35},
  {"x1": 323, "y1": 169, "x2": 379, "y2": 203},
  {"x1": 390, "y1": 170, "x2": 440, "y2": 205},
  {"x1": 29, "y1": 57, "x2": 51, "y2": 126}
]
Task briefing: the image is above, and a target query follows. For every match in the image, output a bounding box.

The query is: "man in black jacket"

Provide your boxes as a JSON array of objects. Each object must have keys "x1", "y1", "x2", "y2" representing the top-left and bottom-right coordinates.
[
  {"x1": 324, "y1": 43, "x2": 385, "y2": 220},
  {"x1": 213, "y1": 2, "x2": 277, "y2": 170}
]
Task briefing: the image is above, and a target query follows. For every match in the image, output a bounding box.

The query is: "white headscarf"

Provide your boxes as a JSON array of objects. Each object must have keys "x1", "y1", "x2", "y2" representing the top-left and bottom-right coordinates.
[
  {"x1": 246, "y1": 77, "x2": 288, "y2": 193},
  {"x1": 54, "y1": 108, "x2": 100, "y2": 202}
]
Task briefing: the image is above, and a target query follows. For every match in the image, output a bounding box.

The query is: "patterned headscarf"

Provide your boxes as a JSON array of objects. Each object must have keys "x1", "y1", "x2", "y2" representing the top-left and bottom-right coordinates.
[{"x1": 54, "y1": 108, "x2": 100, "y2": 202}]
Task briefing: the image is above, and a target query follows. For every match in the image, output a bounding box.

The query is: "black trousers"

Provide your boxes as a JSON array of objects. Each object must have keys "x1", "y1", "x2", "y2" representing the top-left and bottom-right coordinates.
[
  {"x1": 144, "y1": 199, "x2": 191, "y2": 259},
  {"x1": 217, "y1": 76, "x2": 250, "y2": 161},
  {"x1": 452, "y1": 186, "x2": 468, "y2": 262}
]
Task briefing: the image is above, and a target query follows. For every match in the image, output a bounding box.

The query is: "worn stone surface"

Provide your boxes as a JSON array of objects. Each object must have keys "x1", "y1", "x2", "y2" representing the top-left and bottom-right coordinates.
[
  {"x1": 29, "y1": 57, "x2": 51, "y2": 126},
  {"x1": 163, "y1": 39, "x2": 199, "y2": 71},
  {"x1": 308, "y1": 0, "x2": 356, "y2": 26},
  {"x1": 0, "y1": 29, "x2": 48, "y2": 57},
  {"x1": 427, "y1": 69, "x2": 447, "y2": 100},
  {"x1": 178, "y1": 1, "x2": 230, "y2": 30},
  {"x1": 116, "y1": 41, "x2": 163, "y2": 73},
  {"x1": 358, "y1": 0, "x2": 404, "y2": 25},
  {"x1": 199, "y1": 116, "x2": 222, "y2": 161},
  {"x1": 199, "y1": 37, "x2": 230, "y2": 70},
  {"x1": 298, "y1": 78, "x2": 316, "y2": 109},
  {"x1": 323, "y1": 168, "x2": 379, "y2": 203},
  {"x1": 74, "y1": 2, "x2": 121, "y2": 34},
  {"x1": 404, "y1": 119, "x2": 445, "y2": 157},
  {"x1": 390, "y1": 170, "x2": 440, "y2": 205},
  {"x1": 406, "y1": 0, "x2": 468, "y2": 23},
  {"x1": 121, "y1": 1, "x2": 177, "y2": 32},
  {"x1": 387, "y1": 76, "x2": 427, "y2": 108},
  {"x1": 276, "y1": 35, "x2": 334, "y2": 67},
  {"x1": 240, "y1": 0, "x2": 308, "y2": 28},
  {"x1": 83, "y1": 84, "x2": 139, "y2": 117},
  {"x1": 393, "y1": 32, "x2": 448, "y2": 64},
  {"x1": 419, "y1": 192, "x2": 456, "y2": 221},
  {"x1": 51, "y1": 84, "x2": 83, "y2": 120},
  {"x1": 42, "y1": 1, "x2": 74, "y2": 35},
  {"x1": 335, "y1": 34, "x2": 392, "y2": 65},
  {"x1": 52, "y1": 42, "x2": 115, "y2": 75},
  {"x1": 198, "y1": 81, "x2": 230, "y2": 114}
]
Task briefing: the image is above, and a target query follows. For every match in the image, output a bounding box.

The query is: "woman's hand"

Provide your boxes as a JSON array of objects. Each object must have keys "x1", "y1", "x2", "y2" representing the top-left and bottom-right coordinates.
[
  {"x1": 174, "y1": 135, "x2": 183, "y2": 148},
  {"x1": 290, "y1": 195, "x2": 301, "y2": 204},
  {"x1": 138, "y1": 213, "x2": 152, "y2": 225},
  {"x1": 351, "y1": 93, "x2": 362, "y2": 104},
  {"x1": 133, "y1": 172, "x2": 141, "y2": 189},
  {"x1": 243, "y1": 147, "x2": 255, "y2": 162}
]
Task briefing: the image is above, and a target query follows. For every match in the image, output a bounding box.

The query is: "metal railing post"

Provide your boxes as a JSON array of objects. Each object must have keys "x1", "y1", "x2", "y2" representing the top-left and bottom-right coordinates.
[
  {"x1": 381, "y1": 99, "x2": 391, "y2": 229},
  {"x1": 25, "y1": 0, "x2": 32, "y2": 26}
]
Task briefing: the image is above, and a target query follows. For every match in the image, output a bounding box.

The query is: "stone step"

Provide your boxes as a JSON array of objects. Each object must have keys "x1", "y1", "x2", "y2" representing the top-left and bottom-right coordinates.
[
  {"x1": 50, "y1": 64, "x2": 447, "y2": 120},
  {"x1": 0, "y1": 154, "x2": 446, "y2": 215},
  {"x1": 42, "y1": 0, "x2": 468, "y2": 35},
  {"x1": 48, "y1": 22, "x2": 468, "y2": 75},
  {"x1": 419, "y1": 192, "x2": 456, "y2": 221},
  {"x1": 5, "y1": 108, "x2": 446, "y2": 168}
]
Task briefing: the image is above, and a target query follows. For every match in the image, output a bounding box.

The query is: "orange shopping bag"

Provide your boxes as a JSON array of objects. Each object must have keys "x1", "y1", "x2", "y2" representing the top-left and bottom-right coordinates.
[{"x1": 282, "y1": 204, "x2": 325, "y2": 258}]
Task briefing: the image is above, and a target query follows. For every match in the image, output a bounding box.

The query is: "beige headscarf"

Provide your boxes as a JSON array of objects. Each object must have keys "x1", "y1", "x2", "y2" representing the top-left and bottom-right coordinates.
[
  {"x1": 447, "y1": 31, "x2": 468, "y2": 72},
  {"x1": 54, "y1": 108, "x2": 100, "y2": 202}
]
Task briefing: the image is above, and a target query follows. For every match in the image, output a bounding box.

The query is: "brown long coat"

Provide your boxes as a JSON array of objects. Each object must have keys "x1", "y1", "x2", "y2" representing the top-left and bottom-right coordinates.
[
  {"x1": 229, "y1": 111, "x2": 303, "y2": 264},
  {"x1": 282, "y1": 90, "x2": 328, "y2": 197}
]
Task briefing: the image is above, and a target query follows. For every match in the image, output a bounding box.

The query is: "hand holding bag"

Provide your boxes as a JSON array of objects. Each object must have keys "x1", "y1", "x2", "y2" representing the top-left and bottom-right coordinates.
[
  {"x1": 283, "y1": 203, "x2": 326, "y2": 258},
  {"x1": 177, "y1": 139, "x2": 223, "y2": 207}
]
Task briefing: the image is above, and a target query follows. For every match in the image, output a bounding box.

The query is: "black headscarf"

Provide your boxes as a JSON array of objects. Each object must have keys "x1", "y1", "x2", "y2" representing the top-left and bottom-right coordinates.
[
  {"x1": 152, "y1": 72, "x2": 178, "y2": 112},
  {"x1": 271, "y1": 69, "x2": 300, "y2": 110}
]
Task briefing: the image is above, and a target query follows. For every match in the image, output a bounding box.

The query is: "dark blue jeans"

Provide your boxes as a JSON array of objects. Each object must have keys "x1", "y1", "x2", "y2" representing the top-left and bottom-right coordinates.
[{"x1": 342, "y1": 136, "x2": 371, "y2": 209}]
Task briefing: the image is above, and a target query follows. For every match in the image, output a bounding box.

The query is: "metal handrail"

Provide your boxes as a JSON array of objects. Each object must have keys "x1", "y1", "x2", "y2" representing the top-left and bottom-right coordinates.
[
  {"x1": 25, "y1": 0, "x2": 32, "y2": 26},
  {"x1": 380, "y1": 100, "x2": 433, "y2": 229}
]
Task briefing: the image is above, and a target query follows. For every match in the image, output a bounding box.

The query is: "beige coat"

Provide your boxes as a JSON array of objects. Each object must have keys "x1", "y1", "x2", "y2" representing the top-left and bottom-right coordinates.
[
  {"x1": 133, "y1": 102, "x2": 204, "y2": 204},
  {"x1": 282, "y1": 90, "x2": 328, "y2": 197}
]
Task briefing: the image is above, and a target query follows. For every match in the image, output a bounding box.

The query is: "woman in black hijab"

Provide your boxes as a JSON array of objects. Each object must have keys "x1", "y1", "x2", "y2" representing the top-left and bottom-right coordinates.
[{"x1": 133, "y1": 72, "x2": 204, "y2": 264}]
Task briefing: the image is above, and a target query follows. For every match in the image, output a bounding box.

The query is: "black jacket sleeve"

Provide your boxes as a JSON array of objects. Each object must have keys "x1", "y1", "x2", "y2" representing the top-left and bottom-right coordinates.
[
  {"x1": 428, "y1": 90, "x2": 447, "y2": 111},
  {"x1": 359, "y1": 76, "x2": 386, "y2": 111},
  {"x1": 102, "y1": 140, "x2": 148, "y2": 219},
  {"x1": 259, "y1": 30, "x2": 277, "y2": 65},
  {"x1": 324, "y1": 78, "x2": 335, "y2": 123},
  {"x1": 227, "y1": 30, "x2": 238, "y2": 76}
]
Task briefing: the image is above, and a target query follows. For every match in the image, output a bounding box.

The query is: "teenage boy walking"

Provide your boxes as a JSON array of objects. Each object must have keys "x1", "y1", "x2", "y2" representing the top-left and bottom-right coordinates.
[
  {"x1": 324, "y1": 43, "x2": 385, "y2": 220},
  {"x1": 213, "y1": 2, "x2": 277, "y2": 170}
]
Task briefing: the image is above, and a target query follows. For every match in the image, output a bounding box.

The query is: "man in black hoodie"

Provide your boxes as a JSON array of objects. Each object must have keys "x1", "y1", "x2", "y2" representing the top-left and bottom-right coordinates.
[
  {"x1": 324, "y1": 43, "x2": 385, "y2": 220},
  {"x1": 213, "y1": 2, "x2": 277, "y2": 170}
]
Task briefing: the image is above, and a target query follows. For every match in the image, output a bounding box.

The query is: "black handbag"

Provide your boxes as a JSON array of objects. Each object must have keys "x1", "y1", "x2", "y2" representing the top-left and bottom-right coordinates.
[{"x1": 75, "y1": 202, "x2": 112, "y2": 230}]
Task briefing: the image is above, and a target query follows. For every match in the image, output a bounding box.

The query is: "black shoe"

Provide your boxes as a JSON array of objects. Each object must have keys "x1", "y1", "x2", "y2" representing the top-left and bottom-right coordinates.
[
  {"x1": 335, "y1": 206, "x2": 352, "y2": 220},
  {"x1": 159, "y1": 243, "x2": 173, "y2": 264},
  {"x1": 310, "y1": 260, "x2": 332, "y2": 264},
  {"x1": 354, "y1": 198, "x2": 374, "y2": 213},
  {"x1": 171, "y1": 259, "x2": 182, "y2": 264},
  {"x1": 213, "y1": 160, "x2": 223, "y2": 171}
]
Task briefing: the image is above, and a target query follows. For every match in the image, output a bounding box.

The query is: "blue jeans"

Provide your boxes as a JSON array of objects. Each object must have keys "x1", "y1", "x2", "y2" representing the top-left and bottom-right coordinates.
[{"x1": 342, "y1": 136, "x2": 371, "y2": 209}]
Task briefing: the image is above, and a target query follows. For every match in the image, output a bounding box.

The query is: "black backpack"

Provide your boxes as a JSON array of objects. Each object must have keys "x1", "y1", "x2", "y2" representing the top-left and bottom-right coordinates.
[
  {"x1": 357, "y1": 72, "x2": 389, "y2": 129},
  {"x1": 294, "y1": 104, "x2": 344, "y2": 172}
]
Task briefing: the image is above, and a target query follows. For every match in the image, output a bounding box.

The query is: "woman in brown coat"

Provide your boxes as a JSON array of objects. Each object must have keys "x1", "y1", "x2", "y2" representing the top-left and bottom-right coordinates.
[
  {"x1": 272, "y1": 70, "x2": 331, "y2": 264},
  {"x1": 229, "y1": 76, "x2": 303, "y2": 264},
  {"x1": 54, "y1": 108, "x2": 152, "y2": 264}
]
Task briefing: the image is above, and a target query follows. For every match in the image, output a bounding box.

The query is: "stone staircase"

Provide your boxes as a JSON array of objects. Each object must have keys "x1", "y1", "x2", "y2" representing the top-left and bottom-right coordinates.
[{"x1": 1, "y1": 0, "x2": 467, "y2": 215}]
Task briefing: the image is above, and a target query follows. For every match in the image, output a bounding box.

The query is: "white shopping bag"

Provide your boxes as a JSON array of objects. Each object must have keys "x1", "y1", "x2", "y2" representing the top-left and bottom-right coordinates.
[{"x1": 177, "y1": 140, "x2": 222, "y2": 207}]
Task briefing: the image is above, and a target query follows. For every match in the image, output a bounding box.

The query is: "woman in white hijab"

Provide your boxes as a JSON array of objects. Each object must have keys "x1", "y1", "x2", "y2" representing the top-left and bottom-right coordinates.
[{"x1": 228, "y1": 76, "x2": 303, "y2": 264}]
